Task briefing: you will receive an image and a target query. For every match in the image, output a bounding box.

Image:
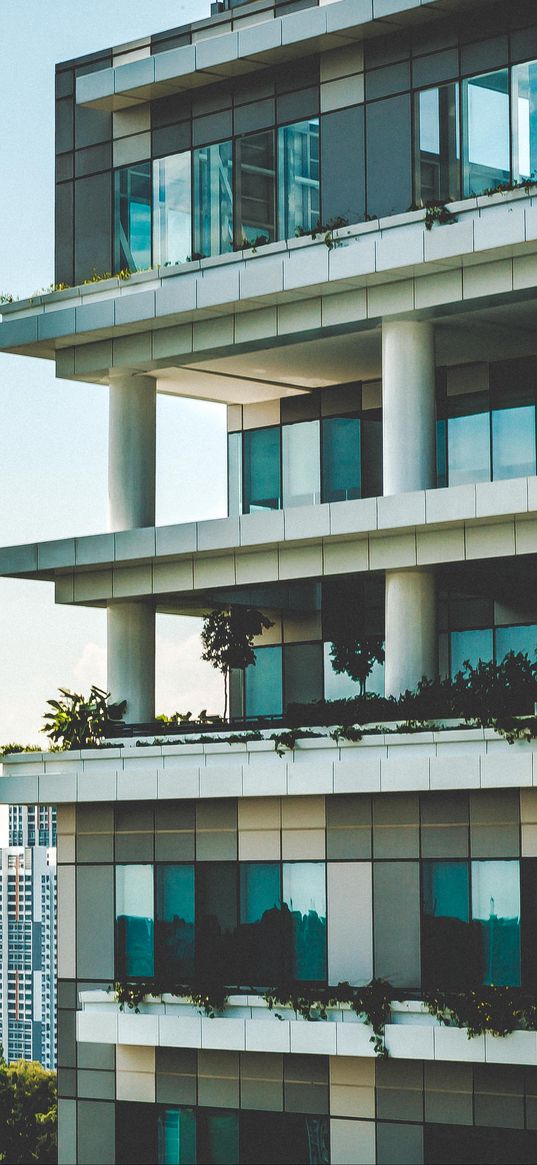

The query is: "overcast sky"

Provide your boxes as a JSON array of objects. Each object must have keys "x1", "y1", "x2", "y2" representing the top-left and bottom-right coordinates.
[{"x1": 0, "y1": 0, "x2": 228, "y2": 744}]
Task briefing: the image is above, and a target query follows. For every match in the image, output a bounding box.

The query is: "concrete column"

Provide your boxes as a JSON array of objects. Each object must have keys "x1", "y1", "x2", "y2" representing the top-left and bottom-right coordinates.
[
  {"x1": 384, "y1": 569, "x2": 437, "y2": 696},
  {"x1": 107, "y1": 602, "x2": 155, "y2": 722},
  {"x1": 108, "y1": 372, "x2": 156, "y2": 531},
  {"x1": 382, "y1": 319, "x2": 436, "y2": 495}
]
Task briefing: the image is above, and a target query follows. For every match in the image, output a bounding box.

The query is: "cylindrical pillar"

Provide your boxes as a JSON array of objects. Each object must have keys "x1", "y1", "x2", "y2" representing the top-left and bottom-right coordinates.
[
  {"x1": 107, "y1": 602, "x2": 155, "y2": 722},
  {"x1": 108, "y1": 372, "x2": 156, "y2": 531},
  {"x1": 384, "y1": 569, "x2": 437, "y2": 696},
  {"x1": 382, "y1": 319, "x2": 436, "y2": 495}
]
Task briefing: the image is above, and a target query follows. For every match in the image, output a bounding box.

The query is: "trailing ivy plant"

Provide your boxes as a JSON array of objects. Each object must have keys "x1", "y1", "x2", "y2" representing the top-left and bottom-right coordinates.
[
  {"x1": 295, "y1": 216, "x2": 349, "y2": 250},
  {"x1": 425, "y1": 986, "x2": 537, "y2": 1039},
  {"x1": 114, "y1": 979, "x2": 229, "y2": 1018}
]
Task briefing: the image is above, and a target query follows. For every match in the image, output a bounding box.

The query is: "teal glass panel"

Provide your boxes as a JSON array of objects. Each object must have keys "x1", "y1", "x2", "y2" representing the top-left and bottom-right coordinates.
[
  {"x1": 277, "y1": 118, "x2": 320, "y2": 240},
  {"x1": 282, "y1": 420, "x2": 320, "y2": 507},
  {"x1": 282, "y1": 863, "x2": 326, "y2": 982},
  {"x1": 321, "y1": 416, "x2": 361, "y2": 503},
  {"x1": 157, "y1": 1107, "x2": 196, "y2": 1165},
  {"x1": 243, "y1": 426, "x2": 281, "y2": 512},
  {"x1": 462, "y1": 70, "x2": 510, "y2": 196},
  {"x1": 416, "y1": 83, "x2": 460, "y2": 204},
  {"x1": 361, "y1": 416, "x2": 383, "y2": 498},
  {"x1": 471, "y1": 860, "x2": 521, "y2": 986},
  {"x1": 115, "y1": 865, "x2": 154, "y2": 978},
  {"x1": 244, "y1": 646, "x2": 283, "y2": 719},
  {"x1": 156, "y1": 865, "x2": 195, "y2": 979},
  {"x1": 496, "y1": 624, "x2": 537, "y2": 662},
  {"x1": 422, "y1": 861, "x2": 474, "y2": 990},
  {"x1": 153, "y1": 153, "x2": 192, "y2": 267},
  {"x1": 492, "y1": 405, "x2": 536, "y2": 479},
  {"x1": 450, "y1": 628, "x2": 493, "y2": 677},
  {"x1": 193, "y1": 141, "x2": 233, "y2": 258},
  {"x1": 227, "y1": 432, "x2": 242, "y2": 517},
  {"x1": 436, "y1": 418, "x2": 447, "y2": 488},
  {"x1": 447, "y1": 411, "x2": 490, "y2": 486},
  {"x1": 197, "y1": 864, "x2": 238, "y2": 985},
  {"x1": 512, "y1": 60, "x2": 537, "y2": 183},
  {"x1": 114, "y1": 162, "x2": 151, "y2": 271},
  {"x1": 236, "y1": 129, "x2": 275, "y2": 246},
  {"x1": 198, "y1": 1110, "x2": 239, "y2": 1165},
  {"x1": 239, "y1": 863, "x2": 282, "y2": 984}
]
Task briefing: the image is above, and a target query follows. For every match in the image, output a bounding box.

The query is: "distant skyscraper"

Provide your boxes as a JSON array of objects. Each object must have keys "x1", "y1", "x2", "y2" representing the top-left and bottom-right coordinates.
[{"x1": 0, "y1": 806, "x2": 56, "y2": 1068}]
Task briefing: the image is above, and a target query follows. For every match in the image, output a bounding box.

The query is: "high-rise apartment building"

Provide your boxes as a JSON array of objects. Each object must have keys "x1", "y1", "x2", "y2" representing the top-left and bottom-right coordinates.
[
  {"x1": 0, "y1": 806, "x2": 57, "y2": 1069},
  {"x1": 3, "y1": 0, "x2": 537, "y2": 1160}
]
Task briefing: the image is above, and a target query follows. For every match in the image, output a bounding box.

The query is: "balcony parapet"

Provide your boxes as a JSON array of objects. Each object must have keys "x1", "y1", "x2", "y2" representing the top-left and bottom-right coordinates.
[
  {"x1": 1, "y1": 188, "x2": 537, "y2": 373},
  {"x1": 2, "y1": 724, "x2": 536, "y2": 804},
  {"x1": 77, "y1": 991, "x2": 537, "y2": 1065}
]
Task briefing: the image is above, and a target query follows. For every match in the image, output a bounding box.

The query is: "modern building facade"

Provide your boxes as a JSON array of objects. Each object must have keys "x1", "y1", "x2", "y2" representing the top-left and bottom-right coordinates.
[
  {"x1": 3, "y1": 0, "x2": 537, "y2": 1160},
  {"x1": 0, "y1": 806, "x2": 57, "y2": 1068}
]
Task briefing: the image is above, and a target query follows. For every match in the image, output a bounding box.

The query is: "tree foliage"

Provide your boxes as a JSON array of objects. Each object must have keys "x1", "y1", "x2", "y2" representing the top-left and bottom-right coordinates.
[
  {"x1": 42, "y1": 685, "x2": 126, "y2": 749},
  {"x1": 201, "y1": 608, "x2": 273, "y2": 718},
  {"x1": 329, "y1": 636, "x2": 385, "y2": 696},
  {"x1": 0, "y1": 1054, "x2": 57, "y2": 1164}
]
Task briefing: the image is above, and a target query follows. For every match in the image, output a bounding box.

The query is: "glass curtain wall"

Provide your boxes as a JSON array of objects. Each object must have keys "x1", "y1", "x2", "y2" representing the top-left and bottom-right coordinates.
[
  {"x1": 415, "y1": 83, "x2": 459, "y2": 203},
  {"x1": 282, "y1": 420, "x2": 321, "y2": 507},
  {"x1": 236, "y1": 129, "x2": 275, "y2": 246},
  {"x1": 193, "y1": 141, "x2": 233, "y2": 258},
  {"x1": 243, "y1": 426, "x2": 281, "y2": 512},
  {"x1": 512, "y1": 60, "x2": 537, "y2": 183},
  {"x1": 436, "y1": 371, "x2": 537, "y2": 488},
  {"x1": 153, "y1": 153, "x2": 192, "y2": 266},
  {"x1": 155, "y1": 864, "x2": 195, "y2": 978},
  {"x1": 115, "y1": 864, "x2": 154, "y2": 977},
  {"x1": 462, "y1": 69, "x2": 510, "y2": 195},
  {"x1": 278, "y1": 118, "x2": 320, "y2": 238},
  {"x1": 114, "y1": 162, "x2": 152, "y2": 271}
]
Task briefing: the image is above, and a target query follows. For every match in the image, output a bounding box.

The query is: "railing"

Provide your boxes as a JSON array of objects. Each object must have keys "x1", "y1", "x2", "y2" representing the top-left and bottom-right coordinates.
[{"x1": 104, "y1": 713, "x2": 285, "y2": 739}]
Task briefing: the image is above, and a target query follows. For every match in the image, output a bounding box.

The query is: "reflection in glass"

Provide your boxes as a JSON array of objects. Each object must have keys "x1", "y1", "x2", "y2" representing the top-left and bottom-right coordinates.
[
  {"x1": 284, "y1": 642, "x2": 324, "y2": 707},
  {"x1": 323, "y1": 642, "x2": 385, "y2": 699},
  {"x1": 197, "y1": 864, "x2": 238, "y2": 984},
  {"x1": 241, "y1": 1112, "x2": 329, "y2": 1165},
  {"x1": 244, "y1": 645, "x2": 283, "y2": 719},
  {"x1": 227, "y1": 432, "x2": 242, "y2": 516},
  {"x1": 447, "y1": 410, "x2": 490, "y2": 486},
  {"x1": 462, "y1": 69, "x2": 509, "y2": 195},
  {"x1": 193, "y1": 141, "x2": 233, "y2": 258},
  {"x1": 450, "y1": 628, "x2": 493, "y2": 677},
  {"x1": 114, "y1": 162, "x2": 152, "y2": 271},
  {"x1": 512, "y1": 60, "x2": 537, "y2": 183},
  {"x1": 282, "y1": 863, "x2": 326, "y2": 981},
  {"x1": 361, "y1": 416, "x2": 383, "y2": 498},
  {"x1": 422, "y1": 862, "x2": 473, "y2": 989},
  {"x1": 471, "y1": 861, "x2": 520, "y2": 986},
  {"x1": 416, "y1": 83, "x2": 460, "y2": 203},
  {"x1": 236, "y1": 129, "x2": 275, "y2": 246},
  {"x1": 278, "y1": 119, "x2": 320, "y2": 240},
  {"x1": 321, "y1": 416, "x2": 361, "y2": 503},
  {"x1": 496, "y1": 624, "x2": 537, "y2": 662},
  {"x1": 243, "y1": 427, "x2": 281, "y2": 512},
  {"x1": 282, "y1": 421, "x2": 321, "y2": 507},
  {"x1": 157, "y1": 1107, "x2": 196, "y2": 1165},
  {"x1": 198, "y1": 1109, "x2": 239, "y2": 1165},
  {"x1": 156, "y1": 865, "x2": 195, "y2": 979},
  {"x1": 153, "y1": 153, "x2": 192, "y2": 267},
  {"x1": 492, "y1": 405, "x2": 536, "y2": 479},
  {"x1": 116, "y1": 865, "x2": 154, "y2": 977},
  {"x1": 239, "y1": 863, "x2": 282, "y2": 983}
]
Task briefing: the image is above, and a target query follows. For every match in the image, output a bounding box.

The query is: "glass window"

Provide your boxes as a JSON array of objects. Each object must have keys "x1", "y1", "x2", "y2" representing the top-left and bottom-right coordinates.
[
  {"x1": 240, "y1": 1112, "x2": 330, "y2": 1165},
  {"x1": 239, "y1": 863, "x2": 282, "y2": 984},
  {"x1": 471, "y1": 860, "x2": 521, "y2": 986},
  {"x1": 492, "y1": 404, "x2": 536, "y2": 479},
  {"x1": 425, "y1": 1124, "x2": 537, "y2": 1165},
  {"x1": 278, "y1": 119, "x2": 320, "y2": 240},
  {"x1": 228, "y1": 432, "x2": 242, "y2": 517},
  {"x1": 496, "y1": 624, "x2": 537, "y2": 661},
  {"x1": 512, "y1": 60, "x2": 537, "y2": 184},
  {"x1": 114, "y1": 162, "x2": 152, "y2": 272},
  {"x1": 153, "y1": 153, "x2": 192, "y2": 267},
  {"x1": 415, "y1": 83, "x2": 460, "y2": 204},
  {"x1": 197, "y1": 864, "x2": 238, "y2": 985},
  {"x1": 236, "y1": 129, "x2": 275, "y2": 247},
  {"x1": 198, "y1": 1110, "x2": 239, "y2": 1165},
  {"x1": 156, "y1": 865, "x2": 195, "y2": 979},
  {"x1": 321, "y1": 416, "x2": 361, "y2": 503},
  {"x1": 244, "y1": 645, "x2": 283, "y2": 719},
  {"x1": 193, "y1": 141, "x2": 233, "y2": 259},
  {"x1": 243, "y1": 426, "x2": 281, "y2": 513},
  {"x1": 462, "y1": 70, "x2": 510, "y2": 196},
  {"x1": 157, "y1": 1107, "x2": 196, "y2": 1165},
  {"x1": 361, "y1": 416, "x2": 383, "y2": 498},
  {"x1": 450, "y1": 628, "x2": 493, "y2": 677},
  {"x1": 282, "y1": 863, "x2": 326, "y2": 982},
  {"x1": 116, "y1": 865, "x2": 154, "y2": 978},
  {"x1": 447, "y1": 409, "x2": 490, "y2": 486},
  {"x1": 282, "y1": 421, "x2": 321, "y2": 508},
  {"x1": 284, "y1": 643, "x2": 324, "y2": 708},
  {"x1": 422, "y1": 861, "x2": 474, "y2": 990}
]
